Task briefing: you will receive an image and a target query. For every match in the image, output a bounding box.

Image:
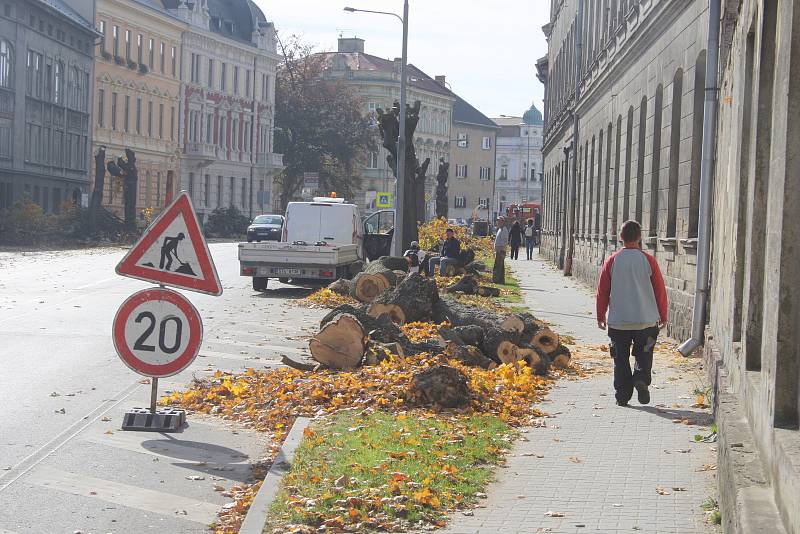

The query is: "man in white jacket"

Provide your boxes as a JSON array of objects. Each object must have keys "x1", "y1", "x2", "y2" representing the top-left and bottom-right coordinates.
[{"x1": 493, "y1": 216, "x2": 509, "y2": 283}]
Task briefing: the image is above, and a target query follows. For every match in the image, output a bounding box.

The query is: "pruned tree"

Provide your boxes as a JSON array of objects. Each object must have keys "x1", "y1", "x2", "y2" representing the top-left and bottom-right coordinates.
[
  {"x1": 274, "y1": 35, "x2": 376, "y2": 210},
  {"x1": 90, "y1": 146, "x2": 106, "y2": 224},
  {"x1": 435, "y1": 158, "x2": 449, "y2": 220},
  {"x1": 376, "y1": 100, "x2": 429, "y2": 249},
  {"x1": 107, "y1": 149, "x2": 138, "y2": 231}
]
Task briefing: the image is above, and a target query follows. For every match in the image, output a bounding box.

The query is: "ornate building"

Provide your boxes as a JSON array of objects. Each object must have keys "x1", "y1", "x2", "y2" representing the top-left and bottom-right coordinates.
[
  {"x1": 0, "y1": 0, "x2": 96, "y2": 212},
  {"x1": 538, "y1": 0, "x2": 709, "y2": 342},
  {"x1": 92, "y1": 0, "x2": 184, "y2": 217},
  {"x1": 168, "y1": 0, "x2": 282, "y2": 221},
  {"x1": 315, "y1": 38, "x2": 455, "y2": 216},
  {"x1": 491, "y1": 104, "x2": 544, "y2": 216}
]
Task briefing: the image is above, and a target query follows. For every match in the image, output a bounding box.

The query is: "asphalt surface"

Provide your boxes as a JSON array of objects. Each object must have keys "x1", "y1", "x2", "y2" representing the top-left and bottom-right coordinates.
[{"x1": 0, "y1": 243, "x2": 324, "y2": 533}]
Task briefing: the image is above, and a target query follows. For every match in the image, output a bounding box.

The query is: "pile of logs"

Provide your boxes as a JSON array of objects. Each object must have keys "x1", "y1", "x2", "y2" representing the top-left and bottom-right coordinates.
[{"x1": 328, "y1": 256, "x2": 410, "y2": 303}]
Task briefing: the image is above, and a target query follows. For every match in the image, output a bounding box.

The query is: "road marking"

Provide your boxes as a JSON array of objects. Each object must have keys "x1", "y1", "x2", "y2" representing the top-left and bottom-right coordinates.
[
  {"x1": 27, "y1": 466, "x2": 219, "y2": 525},
  {"x1": 0, "y1": 380, "x2": 143, "y2": 493},
  {"x1": 73, "y1": 276, "x2": 118, "y2": 291}
]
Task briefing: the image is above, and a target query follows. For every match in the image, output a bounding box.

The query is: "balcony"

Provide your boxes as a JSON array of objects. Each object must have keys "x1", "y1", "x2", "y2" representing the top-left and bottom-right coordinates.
[
  {"x1": 257, "y1": 152, "x2": 284, "y2": 169},
  {"x1": 185, "y1": 142, "x2": 217, "y2": 167}
]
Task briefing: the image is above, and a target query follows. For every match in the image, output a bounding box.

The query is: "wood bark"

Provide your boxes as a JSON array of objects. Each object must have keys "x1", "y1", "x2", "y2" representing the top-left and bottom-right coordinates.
[
  {"x1": 531, "y1": 328, "x2": 560, "y2": 354},
  {"x1": 362, "y1": 260, "x2": 400, "y2": 290},
  {"x1": 480, "y1": 328, "x2": 520, "y2": 364},
  {"x1": 476, "y1": 286, "x2": 501, "y2": 298},
  {"x1": 409, "y1": 365, "x2": 471, "y2": 408},
  {"x1": 309, "y1": 313, "x2": 366, "y2": 369},
  {"x1": 368, "y1": 273, "x2": 439, "y2": 325},
  {"x1": 444, "y1": 341, "x2": 496, "y2": 370},
  {"x1": 281, "y1": 354, "x2": 319, "y2": 371},
  {"x1": 327, "y1": 278, "x2": 354, "y2": 296},
  {"x1": 352, "y1": 272, "x2": 388, "y2": 303},
  {"x1": 439, "y1": 325, "x2": 485, "y2": 347},
  {"x1": 547, "y1": 345, "x2": 572, "y2": 368},
  {"x1": 446, "y1": 275, "x2": 479, "y2": 295},
  {"x1": 517, "y1": 346, "x2": 549, "y2": 375},
  {"x1": 367, "y1": 256, "x2": 410, "y2": 272}
]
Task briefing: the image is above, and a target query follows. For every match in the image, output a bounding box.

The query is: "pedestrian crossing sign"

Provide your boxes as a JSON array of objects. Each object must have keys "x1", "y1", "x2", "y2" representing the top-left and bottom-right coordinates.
[{"x1": 376, "y1": 192, "x2": 391, "y2": 208}]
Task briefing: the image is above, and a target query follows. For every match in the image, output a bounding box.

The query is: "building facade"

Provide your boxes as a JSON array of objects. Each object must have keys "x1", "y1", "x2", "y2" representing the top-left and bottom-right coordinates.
[
  {"x1": 705, "y1": 1, "x2": 800, "y2": 532},
  {"x1": 169, "y1": 0, "x2": 282, "y2": 222},
  {"x1": 92, "y1": 0, "x2": 183, "y2": 218},
  {"x1": 448, "y1": 96, "x2": 498, "y2": 222},
  {"x1": 539, "y1": 0, "x2": 709, "y2": 342},
  {"x1": 317, "y1": 38, "x2": 455, "y2": 216},
  {"x1": 492, "y1": 105, "x2": 544, "y2": 217},
  {"x1": 0, "y1": 0, "x2": 96, "y2": 213}
]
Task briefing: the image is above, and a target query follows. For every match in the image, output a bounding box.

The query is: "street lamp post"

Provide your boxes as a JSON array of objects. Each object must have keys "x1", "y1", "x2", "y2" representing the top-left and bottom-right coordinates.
[{"x1": 345, "y1": 2, "x2": 409, "y2": 256}]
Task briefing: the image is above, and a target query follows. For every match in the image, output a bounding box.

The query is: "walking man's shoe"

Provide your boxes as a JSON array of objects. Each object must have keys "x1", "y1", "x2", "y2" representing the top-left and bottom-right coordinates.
[
  {"x1": 635, "y1": 381, "x2": 650, "y2": 405},
  {"x1": 616, "y1": 399, "x2": 629, "y2": 407}
]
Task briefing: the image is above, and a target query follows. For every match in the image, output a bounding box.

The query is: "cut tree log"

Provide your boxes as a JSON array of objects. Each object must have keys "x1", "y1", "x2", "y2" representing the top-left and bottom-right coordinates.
[
  {"x1": 547, "y1": 345, "x2": 572, "y2": 368},
  {"x1": 327, "y1": 278, "x2": 354, "y2": 296},
  {"x1": 352, "y1": 272, "x2": 388, "y2": 303},
  {"x1": 444, "y1": 341, "x2": 496, "y2": 369},
  {"x1": 464, "y1": 260, "x2": 487, "y2": 274},
  {"x1": 432, "y1": 296, "x2": 505, "y2": 331},
  {"x1": 480, "y1": 328, "x2": 520, "y2": 364},
  {"x1": 368, "y1": 273, "x2": 439, "y2": 325},
  {"x1": 531, "y1": 328, "x2": 560, "y2": 354},
  {"x1": 280, "y1": 354, "x2": 320, "y2": 371},
  {"x1": 500, "y1": 314, "x2": 526, "y2": 334},
  {"x1": 443, "y1": 263, "x2": 466, "y2": 277},
  {"x1": 392, "y1": 269, "x2": 408, "y2": 279},
  {"x1": 476, "y1": 286, "x2": 501, "y2": 298},
  {"x1": 363, "y1": 259, "x2": 402, "y2": 289},
  {"x1": 309, "y1": 313, "x2": 366, "y2": 369},
  {"x1": 516, "y1": 313, "x2": 541, "y2": 345},
  {"x1": 409, "y1": 365, "x2": 471, "y2": 408},
  {"x1": 439, "y1": 324, "x2": 485, "y2": 347},
  {"x1": 446, "y1": 275, "x2": 479, "y2": 295},
  {"x1": 368, "y1": 256, "x2": 410, "y2": 272},
  {"x1": 517, "y1": 346, "x2": 549, "y2": 375}
]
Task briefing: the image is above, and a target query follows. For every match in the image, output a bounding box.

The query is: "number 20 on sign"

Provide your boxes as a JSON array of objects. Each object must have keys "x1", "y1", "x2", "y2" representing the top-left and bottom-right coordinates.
[{"x1": 112, "y1": 288, "x2": 202, "y2": 431}]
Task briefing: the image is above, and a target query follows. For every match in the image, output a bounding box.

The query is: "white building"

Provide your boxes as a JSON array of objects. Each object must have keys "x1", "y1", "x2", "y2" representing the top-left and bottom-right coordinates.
[
  {"x1": 168, "y1": 0, "x2": 283, "y2": 221},
  {"x1": 491, "y1": 104, "x2": 544, "y2": 216}
]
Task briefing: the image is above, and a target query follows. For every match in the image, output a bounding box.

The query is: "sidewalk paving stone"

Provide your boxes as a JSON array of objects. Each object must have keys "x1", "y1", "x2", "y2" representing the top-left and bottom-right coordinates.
[{"x1": 434, "y1": 256, "x2": 720, "y2": 534}]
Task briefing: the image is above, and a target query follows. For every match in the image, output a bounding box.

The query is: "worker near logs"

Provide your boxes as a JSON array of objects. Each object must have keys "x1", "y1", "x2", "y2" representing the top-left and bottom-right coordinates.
[{"x1": 493, "y1": 216, "x2": 509, "y2": 284}]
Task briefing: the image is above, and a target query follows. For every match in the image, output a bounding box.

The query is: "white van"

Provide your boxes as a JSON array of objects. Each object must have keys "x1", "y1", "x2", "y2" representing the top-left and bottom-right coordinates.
[{"x1": 239, "y1": 197, "x2": 394, "y2": 291}]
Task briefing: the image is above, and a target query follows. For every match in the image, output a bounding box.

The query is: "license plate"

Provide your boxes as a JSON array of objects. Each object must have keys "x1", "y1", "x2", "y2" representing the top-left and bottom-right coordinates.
[{"x1": 272, "y1": 268, "x2": 301, "y2": 276}]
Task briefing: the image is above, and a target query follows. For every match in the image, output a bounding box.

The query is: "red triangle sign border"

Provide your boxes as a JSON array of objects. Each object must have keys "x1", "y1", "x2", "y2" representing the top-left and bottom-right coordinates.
[{"x1": 115, "y1": 192, "x2": 223, "y2": 296}]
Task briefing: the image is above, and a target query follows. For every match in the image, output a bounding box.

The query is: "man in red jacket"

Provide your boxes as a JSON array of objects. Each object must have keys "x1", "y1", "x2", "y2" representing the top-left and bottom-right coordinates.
[{"x1": 596, "y1": 220, "x2": 668, "y2": 406}]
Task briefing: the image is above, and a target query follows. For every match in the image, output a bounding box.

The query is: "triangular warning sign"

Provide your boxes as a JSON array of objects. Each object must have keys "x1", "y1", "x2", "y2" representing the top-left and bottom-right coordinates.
[{"x1": 116, "y1": 192, "x2": 223, "y2": 296}]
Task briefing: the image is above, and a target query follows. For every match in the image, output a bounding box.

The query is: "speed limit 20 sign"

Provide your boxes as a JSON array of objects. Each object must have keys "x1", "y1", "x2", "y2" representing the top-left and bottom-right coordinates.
[{"x1": 113, "y1": 288, "x2": 203, "y2": 378}]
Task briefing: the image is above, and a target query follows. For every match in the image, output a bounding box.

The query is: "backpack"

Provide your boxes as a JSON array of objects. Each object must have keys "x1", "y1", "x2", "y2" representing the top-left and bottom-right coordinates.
[{"x1": 525, "y1": 226, "x2": 534, "y2": 237}]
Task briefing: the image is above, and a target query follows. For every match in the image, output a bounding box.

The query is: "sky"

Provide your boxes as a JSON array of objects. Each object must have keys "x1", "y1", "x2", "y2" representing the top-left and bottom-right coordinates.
[{"x1": 255, "y1": 0, "x2": 550, "y2": 119}]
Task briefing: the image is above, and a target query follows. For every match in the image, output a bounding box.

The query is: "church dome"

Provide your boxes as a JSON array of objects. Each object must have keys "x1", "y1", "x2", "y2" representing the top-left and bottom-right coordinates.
[{"x1": 523, "y1": 103, "x2": 543, "y2": 125}]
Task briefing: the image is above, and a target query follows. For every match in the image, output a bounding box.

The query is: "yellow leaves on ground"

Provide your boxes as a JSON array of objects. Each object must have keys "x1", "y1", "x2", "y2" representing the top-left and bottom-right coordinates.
[
  {"x1": 297, "y1": 288, "x2": 358, "y2": 309},
  {"x1": 400, "y1": 321, "x2": 449, "y2": 343},
  {"x1": 455, "y1": 293, "x2": 508, "y2": 312},
  {"x1": 418, "y1": 218, "x2": 494, "y2": 258}
]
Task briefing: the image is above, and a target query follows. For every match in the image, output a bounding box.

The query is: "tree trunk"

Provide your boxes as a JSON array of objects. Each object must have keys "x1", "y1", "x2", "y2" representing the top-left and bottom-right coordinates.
[
  {"x1": 362, "y1": 260, "x2": 401, "y2": 290},
  {"x1": 547, "y1": 344, "x2": 572, "y2": 368},
  {"x1": 480, "y1": 328, "x2": 520, "y2": 364},
  {"x1": 444, "y1": 341, "x2": 496, "y2": 370},
  {"x1": 368, "y1": 273, "x2": 439, "y2": 325},
  {"x1": 409, "y1": 365, "x2": 471, "y2": 408},
  {"x1": 446, "y1": 275, "x2": 479, "y2": 295},
  {"x1": 367, "y1": 256, "x2": 410, "y2": 272},
  {"x1": 476, "y1": 286, "x2": 501, "y2": 298},
  {"x1": 432, "y1": 297, "x2": 506, "y2": 330},
  {"x1": 352, "y1": 272, "x2": 388, "y2": 303},
  {"x1": 90, "y1": 147, "x2": 106, "y2": 224},
  {"x1": 309, "y1": 313, "x2": 366, "y2": 369},
  {"x1": 531, "y1": 327, "x2": 560, "y2": 354},
  {"x1": 517, "y1": 346, "x2": 549, "y2": 375},
  {"x1": 328, "y1": 278, "x2": 354, "y2": 296},
  {"x1": 439, "y1": 325, "x2": 485, "y2": 347}
]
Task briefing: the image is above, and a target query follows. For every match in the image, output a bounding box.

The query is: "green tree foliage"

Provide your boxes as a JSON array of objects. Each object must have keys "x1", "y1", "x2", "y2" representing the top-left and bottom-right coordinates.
[
  {"x1": 274, "y1": 36, "x2": 376, "y2": 209},
  {"x1": 204, "y1": 205, "x2": 250, "y2": 238}
]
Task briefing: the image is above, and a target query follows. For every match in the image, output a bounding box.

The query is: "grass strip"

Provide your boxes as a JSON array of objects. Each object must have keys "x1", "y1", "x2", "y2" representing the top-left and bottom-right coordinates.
[{"x1": 267, "y1": 410, "x2": 511, "y2": 533}]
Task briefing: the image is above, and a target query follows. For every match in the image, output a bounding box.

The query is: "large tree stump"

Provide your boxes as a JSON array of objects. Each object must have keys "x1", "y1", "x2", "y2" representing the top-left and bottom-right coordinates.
[
  {"x1": 409, "y1": 365, "x2": 471, "y2": 408},
  {"x1": 368, "y1": 273, "x2": 439, "y2": 325},
  {"x1": 309, "y1": 313, "x2": 366, "y2": 369},
  {"x1": 480, "y1": 328, "x2": 520, "y2": 364},
  {"x1": 517, "y1": 345, "x2": 549, "y2": 375},
  {"x1": 352, "y1": 272, "x2": 388, "y2": 303},
  {"x1": 531, "y1": 328, "x2": 560, "y2": 354},
  {"x1": 547, "y1": 345, "x2": 572, "y2": 368},
  {"x1": 368, "y1": 256, "x2": 410, "y2": 272},
  {"x1": 432, "y1": 297, "x2": 503, "y2": 330},
  {"x1": 439, "y1": 325, "x2": 485, "y2": 347},
  {"x1": 444, "y1": 341, "x2": 496, "y2": 370}
]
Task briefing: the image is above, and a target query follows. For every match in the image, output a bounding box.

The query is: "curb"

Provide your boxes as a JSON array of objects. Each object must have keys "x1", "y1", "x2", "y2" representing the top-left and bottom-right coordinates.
[{"x1": 239, "y1": 417, "x2": 311, "y2": 534}]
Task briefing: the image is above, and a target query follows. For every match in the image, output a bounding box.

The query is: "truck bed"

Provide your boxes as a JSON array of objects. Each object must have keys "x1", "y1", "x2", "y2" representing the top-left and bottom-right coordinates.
[{"x1": 238, "y1": 242, "x2": 359, "y2": 280}]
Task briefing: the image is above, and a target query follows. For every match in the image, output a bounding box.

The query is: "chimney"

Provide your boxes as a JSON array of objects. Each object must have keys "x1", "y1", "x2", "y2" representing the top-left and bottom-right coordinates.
[
  {"x1": 435, "y1": 75, "x2": 446, "y2": 86},
  {"x1": 337, "y1": 37, "x2": 365, "y2": 53}
]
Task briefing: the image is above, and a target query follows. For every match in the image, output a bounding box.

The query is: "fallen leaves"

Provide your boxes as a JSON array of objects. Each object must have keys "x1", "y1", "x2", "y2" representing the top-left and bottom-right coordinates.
[
  {"x1": 297, "y1": 288, "x2": 358, "y2": 309},
  {"x1": 544, "y1": 510, "x2": 565, "y2": 517},
  {"x1": 401, "y1": 321, "x2": 449, "y2": 343}
]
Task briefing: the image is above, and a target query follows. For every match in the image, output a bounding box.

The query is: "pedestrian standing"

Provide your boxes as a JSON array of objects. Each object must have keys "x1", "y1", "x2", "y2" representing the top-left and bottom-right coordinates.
[
  {"x1": 509, "y1": 221, "x2": 522, "y2": 260},
  {"x1": 596, "y1": 220, "x2": 668, "y2": 407},
  {"x1": 493, "y1": 216, "x2": 509, "y2": 284},
  {"x1": 524, "y1": 218, "x2": 535, "y2": 260}
]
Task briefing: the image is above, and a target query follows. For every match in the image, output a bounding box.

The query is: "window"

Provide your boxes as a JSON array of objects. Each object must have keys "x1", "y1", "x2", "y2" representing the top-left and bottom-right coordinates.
[
  {"x1": 219, "y1": 116, "x2": 226, "y2": 148},
  {"x1": 147, "y1": 101, "x2": 153, "y2": 136},
  {"x1": 159, "y1": 42, "x2": 165, "y2": 73},
  {"x1": 667, "y1": 69, "x2": 683, "y2": 238},
  {"x1": 261, "y1": 74, "x2": 269, "y2": 101},
  {"x1": 26, "y1": 50, "x2": 43, "y2": 98},
  {"x1": 500, "y1": 165, "x2": 508, "y2": 180},
  {"x1": 478, "y1": 198, "x2": 488, "y2": 209},
  {"x1": 232, "y1": 119, "x2": 238, "y2": 150},
  {"x1": 454, "y1": 196, "x2": 466, "y2": 208},
  {"x1": 53, "y1": 61, "x2": 63, "y2": 103},
  {"x1": 229, "y1": 176, "x2": 235, "y2": 205},
  {"x1": 97, "y1": 89, "x2": 105, "y2": 127},
  {"x1": 170, "y1": 106, "x2": 175, "y2": 141},
  {"x1": 207, "y1": 58, "x2": 214, "y2": 88},
  {"x1": 233, "y1": 66, "x2": 239, "y2": 95},
  {"x1": 137, "y1": 34, "x2": 143, "y2": 62},
  {"x1": 112, "y1": 25, "x2": 119, "y2": 57},
  {"x1": 455, "y1": 164, "x2": 468, "y2": 178},
  {"x1": 688, "y1": 52, "x2": 707, "y2": 238},
  {"x1": 135, "y1": 97, "x2": 141, "y2": 133},
  {"x1": 481, "y1": 136, "x2": 491, "y2": 150},
  {"x1": 367, "y1": 151, "x2": 379, "y2": 169},
  {"x1": 159, "y1": 103, "x2": 164, "y2": 138},
  {"x1": 217, "y1": 175, "x2": 223, "y2": 207},
  {"x1": 206, "y1": 114, "x2": 212, "y2": 143},
  {"x1": 111, "y1": 92, "x2": 118, "y2": 130},
  {"x1": 99, "y1": 21, "x2": 106, "y2": 51},
  {"x1": 457, "y1": 132, "x2": 468, "y2": 148},
  {"x1": 204, "y1": 175, "x2": 210, "y2": 206},
  {"x1": 245, "y1": 69, "x2": 251, "y2": 97},
  {"x1": 188, "y1": 172, "x2": 195, "y2": 201},
  {"x1": 148, "y1": 38, "x2": 154, "y2": 68},
  {"x1": 125, "y1": 29, "x2": 130, "y2": 60},
  {"x1": 522, "y1": 161, "x2": 528, "y2": 180},
  {"x1": 241, "y1": 178, "x2": 246, "y2": 208},
  {"x1": 124, "y1": 95, "x2": 130, "y2": 132},
  {"x1": 171, "y1": 46, "x2": 176, "y2": 77},
  {"x1": 479, "y1": 166, "x2": 491, "y2": 180},
  {"x1": 0, "y1": 40, "x2": 12, "y2": 88},
  {"x1": 220, "y1": 63, "x2": 227, "y2": 91}
]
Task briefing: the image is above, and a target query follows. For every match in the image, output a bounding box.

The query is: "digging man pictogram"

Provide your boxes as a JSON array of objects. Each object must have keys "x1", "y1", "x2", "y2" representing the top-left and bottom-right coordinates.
[{"x1": 158, "y1": 233, "x2": 196, "y2": 276}]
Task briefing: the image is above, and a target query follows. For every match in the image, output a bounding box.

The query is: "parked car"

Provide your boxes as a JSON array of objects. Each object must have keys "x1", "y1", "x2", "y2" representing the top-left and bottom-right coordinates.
[{"x1": 246, "y1": 214, "x2": 284, "y2": 242}]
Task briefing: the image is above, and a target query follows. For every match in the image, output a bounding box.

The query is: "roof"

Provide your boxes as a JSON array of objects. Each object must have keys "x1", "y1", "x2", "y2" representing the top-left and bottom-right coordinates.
[
  {"x1": 523, "y1": 103, "x2": 543, "y2": 125},
  {"x1": 36, "y1": 0, "x2": 95, "y2": 32},
  {"x1": 491, "y1": 116, "x2": 525, "y2": 127},
  {"x1": 162, "y1": 0, "x2": 268, "y2": 44},
  {"x1": 452, "y1": 95, "x2": 498, "y2": 129},
  {"x1": 316, "y1": 51, "x2": 454, "y2": 97}
]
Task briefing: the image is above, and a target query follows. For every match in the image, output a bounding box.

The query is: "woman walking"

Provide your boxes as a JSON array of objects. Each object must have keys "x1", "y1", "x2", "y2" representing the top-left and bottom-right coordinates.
[
  {"x1": 524, "y1": 218, "x2": 536, "y2": 260},
  {"x1": 509, "y1": 220, "x2": 523, "y2": 260}
]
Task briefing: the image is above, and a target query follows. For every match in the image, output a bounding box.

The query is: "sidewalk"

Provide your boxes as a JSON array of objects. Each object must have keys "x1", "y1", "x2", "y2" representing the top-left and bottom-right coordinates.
[{"x1": 439, "y1": 255, "x2": 719, "y2": 534}]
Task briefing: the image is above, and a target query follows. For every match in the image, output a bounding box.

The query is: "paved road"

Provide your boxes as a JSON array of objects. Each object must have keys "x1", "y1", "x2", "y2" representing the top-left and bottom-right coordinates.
[{"x1": 0, "y1": 243, "x2": 324, "y2": 533}]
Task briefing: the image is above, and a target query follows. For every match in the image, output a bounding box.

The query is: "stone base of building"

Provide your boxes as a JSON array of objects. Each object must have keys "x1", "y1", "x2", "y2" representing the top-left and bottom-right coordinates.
[
  {"x1": 538, "y1": 233, "x2": 693, "y2": 341},
  {"x1": 704, "y1": 338, "x2": 791, "y2": 534}
]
